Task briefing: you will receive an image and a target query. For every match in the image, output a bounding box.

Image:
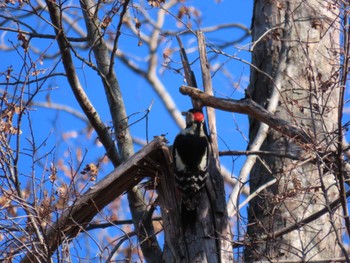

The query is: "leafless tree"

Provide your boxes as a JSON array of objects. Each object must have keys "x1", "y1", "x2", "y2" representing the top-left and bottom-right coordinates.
[{"x1": 0, "y1": 0, "x2": 349, "y2": 262}]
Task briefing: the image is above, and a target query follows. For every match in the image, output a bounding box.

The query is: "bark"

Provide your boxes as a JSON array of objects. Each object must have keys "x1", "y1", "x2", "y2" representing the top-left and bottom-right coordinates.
[
  {"x1": 246, "y1": 0, "x2": 343, "y2": 261},
  {"x1": 159, "y1": 32, "x2": 232, "y2": 263},
  {"x1": 159, "y1": 148, "x2": 233, "y2": 263}
]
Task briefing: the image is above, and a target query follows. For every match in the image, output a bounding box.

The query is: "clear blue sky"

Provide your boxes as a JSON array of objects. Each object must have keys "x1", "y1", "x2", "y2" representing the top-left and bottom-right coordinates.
[
  {"x1": 1, "y1": 1, "x2": 255, "y2": 179},
  {"x1": 0, "y1": 2, "x2": 255, "y2": 260},
  {"x1": 2, "y1": 0, "x2": 349, "y2": 261}
]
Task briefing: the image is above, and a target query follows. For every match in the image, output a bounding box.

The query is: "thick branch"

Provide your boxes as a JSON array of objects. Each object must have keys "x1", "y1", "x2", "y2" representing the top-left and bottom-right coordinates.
[
  {"x1": 44, "y1": 0, "x2": 120, "y2": 167},
  {"x1": 80, "y1": 0, "x2": 133, "y2": 161},
  {"x1": 180, "y1": 86, "x2": 312, "y2": 145},
  {"x1": 197, "y1": 31, "x2": 219, "y2": 156},
  {"x1": 80, "y1": 0, "x2": 162, "y2": 260},
  {"x1": 21, "y1": 136, "x2": 167, "y2": 263}
]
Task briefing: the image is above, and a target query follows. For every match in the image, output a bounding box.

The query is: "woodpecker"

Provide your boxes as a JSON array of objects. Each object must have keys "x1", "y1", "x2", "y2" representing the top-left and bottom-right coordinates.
[{"x1": 172, "y1": 108, "x2": 210, "y2": 228}]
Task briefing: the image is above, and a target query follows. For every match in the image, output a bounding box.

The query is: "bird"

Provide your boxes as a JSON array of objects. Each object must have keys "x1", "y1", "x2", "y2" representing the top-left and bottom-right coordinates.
[{"x1": 172, "y1": 108, "x2": 210, "y2": 229}]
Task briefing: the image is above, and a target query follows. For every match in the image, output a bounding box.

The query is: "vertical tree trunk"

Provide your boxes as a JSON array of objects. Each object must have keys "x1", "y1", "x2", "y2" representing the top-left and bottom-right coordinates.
[
  {"x1": 246, "y1": 0, "x2": 343, "y2": 261},
  {"x1": 159, "y1": 137, "x2": 232, "y2": 263},
  {"x1": 158, "y1": 32, "x2": 232, "y2": 263}
]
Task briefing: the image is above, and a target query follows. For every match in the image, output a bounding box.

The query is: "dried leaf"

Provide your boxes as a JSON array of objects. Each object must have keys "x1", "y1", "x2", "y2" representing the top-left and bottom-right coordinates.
[
  {"x1": 276, "y1": 1, "x2": 283, "y2": 10},
  {"x1": 62, "y1": 130, "x2": 78, "y2": 140},
  {"x1": 147, "y1": 0, "x2": 165, "y2": 7},
  {"x1": 55, "y1": 183, "x2": 69, "y2": 209},
  {"x1": 135, "y1": 18, "x2": 141, "y2": 29},
  {"x1": 81, "y1": 163, "x2": 99, "y2": 181},
  {"x1": 163, "y1": 48, "x2": 173, "y2": 59},
  {"x1": 57, "y1": 183, "x2": 68, "y2": 197},
  {"x1": 177, "y1": 6, "x2": 188, "y2": 20},
  {"x1": 32, "y1": 68, "x2": 48, "y2": 76},
  {"x1": 49, "y1": 162, "x2": 57, "y2": 182},
  {"x1": 17, "y1": 32, "x2": 29, "y2": 51},
  {"x1": 101, "y1": 16, "x2": 112, "y2": 29},
  {"x1": 76, "y1": 148, "x2": 82, "y2": 162}
]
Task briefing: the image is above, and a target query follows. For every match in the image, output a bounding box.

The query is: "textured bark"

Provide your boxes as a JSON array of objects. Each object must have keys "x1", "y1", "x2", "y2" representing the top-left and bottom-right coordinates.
[
  {"x1": 246, "y1": 0, "x2": 343, "y2": 261},
  {"x1": 159, "y1": 32, "x2": 232, "y2": 263},
  {"x1": 159, "y1": 147, "x2": 233, "y2": 263}
]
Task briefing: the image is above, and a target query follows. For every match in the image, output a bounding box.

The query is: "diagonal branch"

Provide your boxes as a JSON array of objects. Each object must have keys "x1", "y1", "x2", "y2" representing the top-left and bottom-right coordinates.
[
  {"x1": 180, "y1": 85, "x2": 312, "y2": 145},
  {"x1": 21, "y1": 136, "x2": 168, "y2": 263},
  {"x1": 79, "y1": 0, "x2": 162, "y2": 260},
  {"x1": 44, "y1": 0, "x2": 120, "y2": 166}
]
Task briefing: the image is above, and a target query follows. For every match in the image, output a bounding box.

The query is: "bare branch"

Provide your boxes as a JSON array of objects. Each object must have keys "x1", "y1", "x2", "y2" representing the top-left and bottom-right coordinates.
[
  {"x1": 164, "y1": 23, "x2": 250, "y2": 37},
  {"x1": 176, "y1": 35, "x2": 197, "y2": 88},
  {"x1": 21, "y1": 136, "x2": 167, "y2": 263},
  {"x1": 85, "y1": 217, "x2": 162, "y2": 231},
  {"x1": 179, "y1": 86, "x2": 312, "y2": 144},
  {"x1": 219, "y1": 150, "x2": 301, "y2": 160},
  {"x1": 33, "y1": 101, "x2": 89, "y2": 123},
  {"x1": 79, "y1": 0, "x2": 162, "y2": 260},
  {"x1": 335, "y1": 6, "x2": 350, "y2": 237},
  {"x1": 232, "y1": 179, "x2": 277, "y2": 217},
  {"x1": 44, "y1": 0, "x2": 120, "y2": 167},
  {"x1": 197, "y1": 31, "x2": 219, "y2": 156},
  {"x1": 146, "y1": 0, "x2": 185, "y2": 129},
  {"x1": 0, "y1": 26, "x2": 87, "y2": 42},
  {"x1": 108, "y1": 0, "x2": 130, "y2": 76}
]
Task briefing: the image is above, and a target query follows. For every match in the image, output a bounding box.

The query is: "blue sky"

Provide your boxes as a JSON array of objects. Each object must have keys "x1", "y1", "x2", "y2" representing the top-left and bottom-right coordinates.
[
  {"x1": 0, "y1": 1, "x2": 255, "y2": 178},
  {"x1": 0, "y1": 1, "x2": 254, "y2": 260},
  {"x1": 2, "y1": 0, "x2": 349, "y2": 261}
]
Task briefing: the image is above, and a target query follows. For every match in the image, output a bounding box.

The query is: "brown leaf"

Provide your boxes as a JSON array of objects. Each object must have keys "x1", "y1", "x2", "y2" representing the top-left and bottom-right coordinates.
[
  {"x1": 147, "y1": 0, "x2": 165, "y2": 7},
  {"x1": 81, "y1": 163, "x2": 99, "y2": 181},
  {"x1": 162, "y1": 48, "x2": 173, "y2": 59},
  {"x1": 135, "y1": 18, "x2": 141, "y2": 29},
  {"x1": 49, "y1": 162, "x2": 57, "y2": 182},
  {"x1": 101, "y1": 16, "x2": 112, "y2": 29},
  {"x1": 177, "y1": 6, "x2": 188, "y2": 20},
  {"x1": 55, "y1": 183, "x2": 69, "y2": 209},
  {"x1": 17, "y1": 32, "x2": 29, "y2": 51}
]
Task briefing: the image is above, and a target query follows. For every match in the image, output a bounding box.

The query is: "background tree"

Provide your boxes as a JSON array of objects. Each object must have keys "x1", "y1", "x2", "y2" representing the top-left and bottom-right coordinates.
[
  {"x1": 244, "y1": 0, "x2": 345, "y2": 261},
  {"x1": 0, "y1": 0, "x2": 349, "y2": 262}
]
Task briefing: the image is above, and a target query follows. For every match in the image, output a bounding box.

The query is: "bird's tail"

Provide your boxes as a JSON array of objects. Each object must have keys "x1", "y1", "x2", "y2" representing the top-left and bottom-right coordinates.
[
  {"x1": 181, "y1": 193, "x2": 202, "y2": 229},
  {"x1": 181, "y1": 201, "x2": 197, "y2": 230}
]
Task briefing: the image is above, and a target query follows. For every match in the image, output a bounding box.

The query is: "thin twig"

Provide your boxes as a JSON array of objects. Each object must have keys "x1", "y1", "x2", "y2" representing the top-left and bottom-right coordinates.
[
  {"x1": 108, "y1": 0, "x2": 130, "y2": 76},
  {"x1": 219, "y1": 150, "x2": 301, "y2": 160},
  {"x1": 336, "y1": 4, "x2": 350, "y2": 238},
  {"x1": 231, "y1": 179, "x2": 277, "y2": 217},
  {"x1": 86, "y1": 217, "x2": 162, "y2": 231}
]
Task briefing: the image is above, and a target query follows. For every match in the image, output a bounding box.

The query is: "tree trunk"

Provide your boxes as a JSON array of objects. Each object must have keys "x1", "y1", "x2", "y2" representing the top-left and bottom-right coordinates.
[
  {"x1": 157, "y1": 32, "x2": 232, "y2": 263},
  {"x1": 159, "y1": 147, "x2": 232, "y2": 262},
  {"x1": 246, "y1": 0, "x2": 343, "y2": 261}
]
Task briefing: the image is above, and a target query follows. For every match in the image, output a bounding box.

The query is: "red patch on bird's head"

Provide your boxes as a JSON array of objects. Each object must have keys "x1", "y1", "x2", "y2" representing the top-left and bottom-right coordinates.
[{"x1": 193, "y1": 111, "x2": 204, "y2": 122}]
